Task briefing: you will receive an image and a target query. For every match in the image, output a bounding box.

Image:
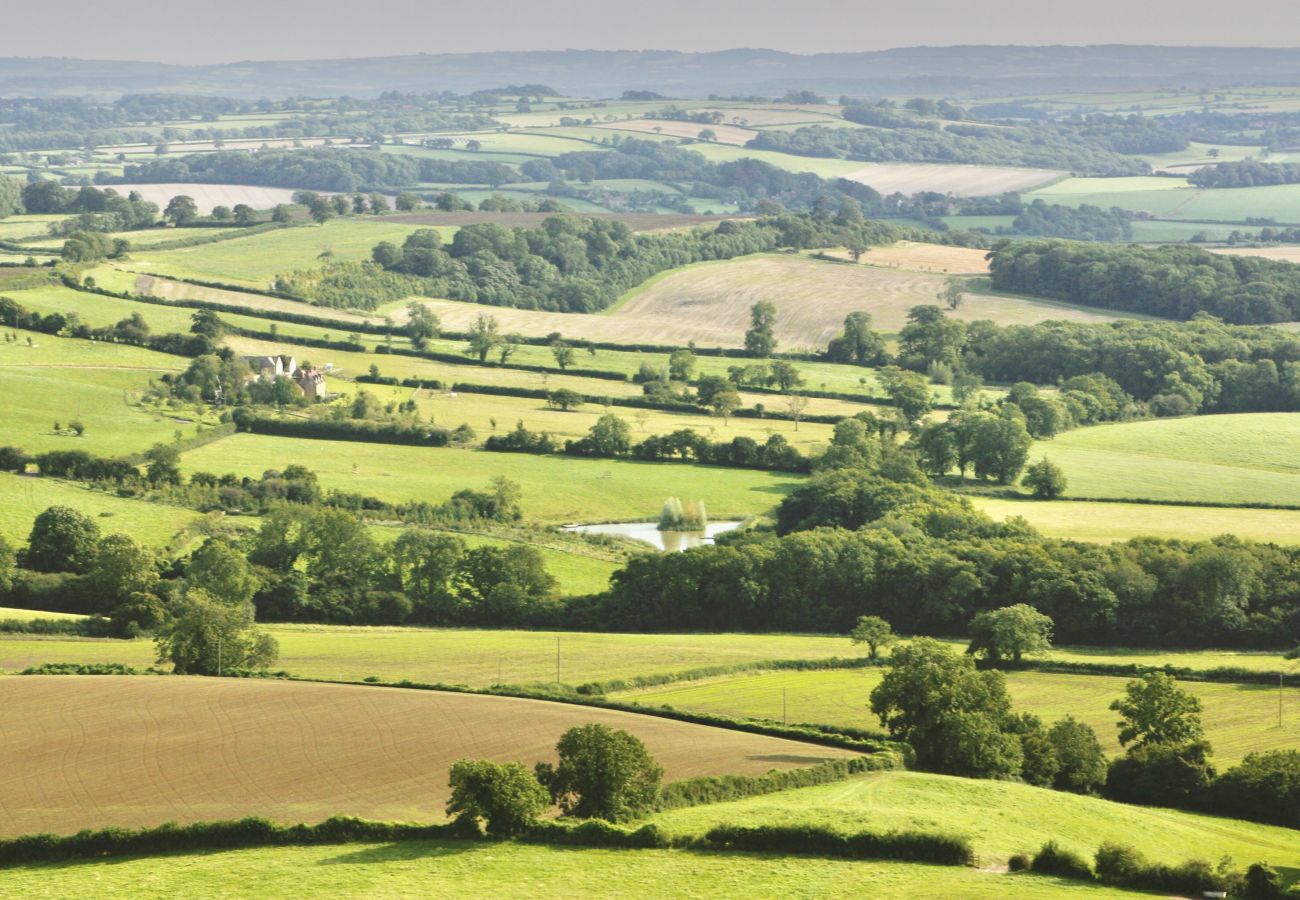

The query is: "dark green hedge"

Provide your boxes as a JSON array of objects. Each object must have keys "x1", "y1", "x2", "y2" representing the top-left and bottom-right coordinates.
[{"x1": 702, "y1": 823, "x2": 974, "y2": 866}]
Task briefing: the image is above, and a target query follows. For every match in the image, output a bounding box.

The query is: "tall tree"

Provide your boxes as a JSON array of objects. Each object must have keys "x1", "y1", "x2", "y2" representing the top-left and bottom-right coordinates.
[
  {"x1": 1110, "y1": 672, "x2": 1205, "y2": 748},
  {"x1": 744, "y1": 301, "x2": 778, "y2": 357}
]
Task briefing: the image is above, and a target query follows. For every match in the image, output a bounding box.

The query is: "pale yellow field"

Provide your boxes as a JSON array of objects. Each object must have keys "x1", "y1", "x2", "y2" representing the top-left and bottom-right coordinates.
[
  {"x1": 972, "y1": 497, "x2": 1300, "y2": 544},
  {"x1": 595, "y1": 118, "x2": 759, "y2": 146},
  {"x1": 1214, "y1": 246, "x2": 1300, "y2": 264},
  {"x1": 111, "y1": 183, "x2": 313, "y2": 213},
  {"x1": 827, "y1": 241, "x2": 991, "y2": 275},
  {"x1": 843, "y1": 163, "x2": 1063, "y2": 196}
]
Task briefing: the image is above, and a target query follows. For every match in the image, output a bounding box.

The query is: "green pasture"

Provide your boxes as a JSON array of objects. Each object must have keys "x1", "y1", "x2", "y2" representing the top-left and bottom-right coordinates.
[
  {"x1": 21, "y1": 226, "x2": 249, "y2": 251},
  {"x1": 0, "y1": 472, "x2": 202, "y2": 550},
  {"x1": 652, "y1": 771, "x2": 1300, "y2": 873},
  {"x1": 619, "y1": 668, "x2": 1300, "y2": 766},
  {"x1": 1027, "y1": 413, "x2": 1300, "y2": 507},
  {"x1": 130, "y1": 219, "x2": 449, "y2": 286},
  {"x1": 0, "y1": 841, "x2": 1135, "y2": 899},
  {"x1": 0, "y1": 606, "x2": 84, "y2": 621},
  {"x1": 180, "y1": 432, "x2": 805, "y2": 523},
  {"x1": 0, "y1": 214, "x2": 65, "y2": 240},
  {"x1": 1026, "y1": 177, "x2": 1300, "y2": 224},
  {"x1": 972, "y1": 497, "x2": 1300, "y2": 544}
]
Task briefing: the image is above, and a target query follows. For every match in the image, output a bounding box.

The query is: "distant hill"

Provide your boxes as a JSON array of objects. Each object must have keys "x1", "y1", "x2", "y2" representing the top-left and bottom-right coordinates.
[{"x1": 5, "y1": 45, "x2": 1300, "y2": 99}]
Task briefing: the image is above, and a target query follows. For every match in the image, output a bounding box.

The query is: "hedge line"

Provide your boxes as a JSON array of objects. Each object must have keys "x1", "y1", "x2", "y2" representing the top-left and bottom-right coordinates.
[
  {"x1": 658, "y1": 756, "x2": 899, "y2": 811},
  {"x1": 232, "y1": 414, "x2": 451, "y2": 447},
  {"x1": 0, "y1": 618, "x2": 106, "y2": 637},
  {"x1": 374, "y1": 343, "x2": 631, "y2": 381},
  {"x1": 703, "y1": 823, "x2": 974, "y2": 866},
  {"x1": 576, "y1": 655, "x2": 883, "y2": 695},
  {"x1": 1015, "y1": 658, "x2": 1291, "y2": 685},
  {"x1": 21, "y1": 662, "x2": 141, "y2": 675}
]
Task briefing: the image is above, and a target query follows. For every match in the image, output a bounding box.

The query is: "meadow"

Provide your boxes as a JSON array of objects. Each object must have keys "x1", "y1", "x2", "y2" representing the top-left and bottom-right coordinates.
[
  {"x1": 651, "y1": 770, "x2": 1300, "y2": 871},
  {"x1": 617, "y1": 668, "x2": 1300, "y2": 766},
  {"x1": 1026, "y1": 175, "x2": 1300, "y2": 224},
  {"x1": 0, "y1": 676, "x2": 855, "y2": 837},
  {"x1": 842, "y1": 162, "x2": 1063, "y2": 196},
  {"x1": 0, "y1": 472, "x2": 202, "y2": 549},
  {"x1": 1025, "y1": 413, "x2": 1300, "y2": 507},
  {"x1": 0, "y1": 841, "x2": 1132, "y2": 899}
]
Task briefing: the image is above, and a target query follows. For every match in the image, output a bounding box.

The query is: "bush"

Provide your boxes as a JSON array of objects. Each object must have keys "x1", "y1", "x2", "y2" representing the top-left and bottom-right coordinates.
[
  {"x1": 1244, "y1": 863, "x2": 1284, "y2": 899},
  {"x1": 1093, "y1": 843, "x2": 1231, "y2": 896},
  {"x1": 1205, "y1": 750, "x2": 1300, "y2": 829},
  {"x1": 1007, "y1": 852, "x2": 1031, "y2": 872},
  {"x1": 1105, "y1": 741, "x2": 1215, "y2": 808},
  {"x1": 446, "y1": 759, "x2": 550, "y2": 837},
  {"x1": 1030, "y1": 841, "x2": 1093, "y2": 880}
]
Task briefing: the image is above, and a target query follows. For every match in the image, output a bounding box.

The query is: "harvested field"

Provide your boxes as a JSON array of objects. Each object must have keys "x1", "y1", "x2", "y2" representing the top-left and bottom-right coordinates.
[
  {"x1": 385, "y1": 210, "x2": 731, "y2": 231},
  {"x1": 126, "y1": 272, "x2": 383, "y2": 324},
  {"x1": 110, "y1": 183, "x2": 314, "y2": 214},
  {"x1": 406, "y1": 252, "x2": 1127, "y2": 349},
  {"x1": 0, "y1": 676, "x2": 858, "y2": 836},
  {"x1": 595, "y1": 119, "x2": 758, "y2": 145},
  {"x1": 825, "y1": 240, "x2": 991, "y2": 275},
  {"x1": 1214, "y1": 245, "x2": 1300, "y2": 264},
  {"x1": 843, "y1": 163, "x2": 1063, "y2": 196},
  {"x1": 102, "y1": 138, "x2": 334, "y2": 155}
]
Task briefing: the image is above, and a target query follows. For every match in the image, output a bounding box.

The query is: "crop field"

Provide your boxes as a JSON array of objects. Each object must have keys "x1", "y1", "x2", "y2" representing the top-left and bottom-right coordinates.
[
  {"x1": 823, "y1": 240, "x2": 991, "y2": 274},
  {"x1": 1025, "y1": 413, "x2": 1300, "y2": 507},
  {"x1": 180, "y1": 432, "x2": 805, "y2": 523},
  {"x1": 0, "y1": 842, "x2": 1131, "y2": 900},
  {"x1": 129, "y1": 219, "x2": 443, "y2": 286},
  {"x1": 618, "y1": 669, "x2": 1300, "y2": 766},
  {"x1": 108, "y1": 183, "x2": 314, "y2": 213},
  {"x1": 0, "y1": 472, "x2": 202, "y2": 549},
  {"x1": 651, "y1": 771, "x2": 1300, "y2": 872},
  {"x1": 0, "y1": 676, "x2": 856, "y2": 837},
  {"x1": 970, "y1": 496, "x2": 1300, "y2": 544},
  {"x1": 594, "y1": 118, "x2": 759, "y2": 145},
  {"x1": 843, "y1": 163, "x2": 1063, "y2": 196},
  {"x1": 1216, "y1": 245, "x2": 1300, "y2": 263}
]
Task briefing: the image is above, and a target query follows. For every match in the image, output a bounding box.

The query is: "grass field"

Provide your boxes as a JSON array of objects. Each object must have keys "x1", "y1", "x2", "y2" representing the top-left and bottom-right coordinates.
[
  {"x1": 0, "y1": 606, "x2": 84, "y2": 620},
  {"x1": 1027, "y1": 413, "x2": 1300, "y2": 507},
  {"x1": 0, "y1": 842, "x2": 1134, "y2": 899},
  {"x1": 652, "y1": 771, "x2": 1300, "y2": 872},
  {"x1": 0, "y1": 676, "x2": 856, "y2": 836},
  {"x1": 843, "y1": 163, "x2": 1063, "y2": 196},
  {"x1": 1026, "y1": 176, "x2": 1300, "y2": 224},
  {"x1": 971, "y1": 497, "x2": 1300, "y2": 544},
  {"x1": 130, "y1": 219, "x2": 444, "y2": 286},
  {"x1": 618, "y1": 668, "x2": 1300, "y2": 766},
  {"x1": 0, "y1": 473, "x2": 202, "y2": 549},
  {"x1": 179, "y1": 433, "x2": 805, "y2": 523}
]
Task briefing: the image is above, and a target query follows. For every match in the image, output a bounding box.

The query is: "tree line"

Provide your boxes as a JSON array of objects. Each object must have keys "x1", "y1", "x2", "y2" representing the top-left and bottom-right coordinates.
[{"x1": 1187, "y1": 159, "x2": 1300, "y2": 189}]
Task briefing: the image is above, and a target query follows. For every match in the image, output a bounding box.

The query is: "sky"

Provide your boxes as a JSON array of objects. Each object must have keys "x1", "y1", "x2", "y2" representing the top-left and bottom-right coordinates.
[{"x1": 3, "y1": 0, "x2": 1299, "y2": 64}]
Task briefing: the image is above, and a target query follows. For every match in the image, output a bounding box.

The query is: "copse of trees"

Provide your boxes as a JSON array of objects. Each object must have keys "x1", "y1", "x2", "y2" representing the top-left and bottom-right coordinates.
[
  {"x1": 1188, "y1": 159, "x2": 1300, "y2": 189},
  {"x1": 988, "y1": 240, "x2": 1300, "y2": 324}
]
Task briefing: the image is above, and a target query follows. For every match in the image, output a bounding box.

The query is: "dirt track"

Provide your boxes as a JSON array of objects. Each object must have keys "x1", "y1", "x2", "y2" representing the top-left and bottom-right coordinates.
[{"x1": 0, "y1": 676, "x2": 858, "y2": 836}]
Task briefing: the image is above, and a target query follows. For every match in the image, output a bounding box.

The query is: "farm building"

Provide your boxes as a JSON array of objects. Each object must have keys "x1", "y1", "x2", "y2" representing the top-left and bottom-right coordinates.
[
  {"x1": 244, "y1": 354, "x2": 296, "y2": 378},
  {"x1": 292, "y1": 365, "x2": 327, "y2": 400}
]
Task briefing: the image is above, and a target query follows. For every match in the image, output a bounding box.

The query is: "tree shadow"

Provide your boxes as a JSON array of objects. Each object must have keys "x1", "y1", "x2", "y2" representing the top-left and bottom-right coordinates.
[
  {"x1": 319, "y1": 839, "x2": 480, "y2": 866},
  {"x1": 746, "y1": 753, "x2": 846, "y2": 765}
]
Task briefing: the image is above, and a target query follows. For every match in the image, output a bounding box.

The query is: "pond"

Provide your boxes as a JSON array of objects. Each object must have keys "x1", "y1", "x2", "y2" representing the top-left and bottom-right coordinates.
[{"x1": 563, "y1": 520, "x2": 742, "y2": 552}]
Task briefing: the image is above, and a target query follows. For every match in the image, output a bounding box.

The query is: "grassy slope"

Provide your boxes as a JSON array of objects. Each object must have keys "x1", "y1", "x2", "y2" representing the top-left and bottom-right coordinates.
[
  {"x1": 652, "y1": 771, "x2": 1300, "y2": 872},
  {"x1": 972, "y1": 497, "x2": 1300, "y2": 544},
  {"x1": 1028, "y1": 414, "x2": 1300, "y2": 507},
  {"x1": 616, "y1": 668, "x2": 1300, "y2": 766},
  {"x1": 180, "y1": 433, "x2": 804, "y2": 524},
  {"x1": 0, "y1": 841, "x2": 1136, "y2": 899},
  {"x1": 0, "y1": 473, "x2": 201, "y2": 550}
]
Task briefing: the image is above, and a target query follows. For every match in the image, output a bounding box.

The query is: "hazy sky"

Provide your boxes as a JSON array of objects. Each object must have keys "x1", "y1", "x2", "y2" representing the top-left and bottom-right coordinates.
[{"x1": 4, "y1": 0, "x2": 1299, "y2": 64}]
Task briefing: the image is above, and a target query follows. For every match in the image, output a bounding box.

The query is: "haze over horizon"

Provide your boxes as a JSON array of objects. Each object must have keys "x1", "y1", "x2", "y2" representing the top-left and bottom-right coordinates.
[{"x1": 4, "y1": 0, "x2": 1300, "y2": 65}]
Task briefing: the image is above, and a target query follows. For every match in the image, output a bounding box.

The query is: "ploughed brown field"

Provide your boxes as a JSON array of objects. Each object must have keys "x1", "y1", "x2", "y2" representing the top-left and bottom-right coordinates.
[{"x1": 0, "y1": 676, "x2": 858, "y2": 837}]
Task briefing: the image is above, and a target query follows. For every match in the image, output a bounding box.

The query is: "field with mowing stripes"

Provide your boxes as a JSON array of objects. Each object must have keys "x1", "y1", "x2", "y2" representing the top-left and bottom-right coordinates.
[
  {"x1": 0, "y1": 676, "x2": 856, "y2": 836},
  {"x1": 971, "y1": 497, "x2": 1300, "y2": 544}
]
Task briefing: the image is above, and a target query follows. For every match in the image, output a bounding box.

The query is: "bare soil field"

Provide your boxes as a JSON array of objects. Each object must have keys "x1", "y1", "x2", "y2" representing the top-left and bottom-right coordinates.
[
  {"x1": 408, "y1": 252, "x2": 1128, "y2": 349},
  {"x1": 111, "y1": 184, "x2": 316, "y2": 213},
  {"x1": 595, "y1": 119, "x2": 759, "y2": 146},
  {"x1": 386, "y1": 211, "x2": 732, "y2": 232},
  {"x1": 0, "y1": 676, "x2": 857, "y2": 837},
  {"x1": 843, "y1": 163, "x2": 1064, "y2": 196},
  {"x1": 1214, "y1": 246, "x2": 1300, "y2": 263}
]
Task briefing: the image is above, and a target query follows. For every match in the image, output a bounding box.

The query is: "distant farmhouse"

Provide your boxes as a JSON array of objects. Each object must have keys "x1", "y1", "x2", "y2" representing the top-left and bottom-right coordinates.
[{"x1": 243, "y1": 354, "x2": 328, "y2": 400}]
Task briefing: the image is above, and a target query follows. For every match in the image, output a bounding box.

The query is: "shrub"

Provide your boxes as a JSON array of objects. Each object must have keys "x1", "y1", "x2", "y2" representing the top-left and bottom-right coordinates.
[
  {"x1": 1244, "y1": 863, "x2": 1284, "y2": 899},
  {"x1": 1105, "y1": 741, "x2": 1215, "y2": 808},
  {"x1": 1007, "y1": 852, "x2": 1030, "y2": 872},
  {"x1": 446, "y1": 759, "x2": 550, "y2": 837},
  {"x1": 1205, "y1": 750, "x2": 1300, "y2": 829},
  {"x1": 537, "y1": 723, "x2": 664, "y2": 823},
  {"x1": 1030, "y1": 841, "x2": 1093, "y2": 880}
]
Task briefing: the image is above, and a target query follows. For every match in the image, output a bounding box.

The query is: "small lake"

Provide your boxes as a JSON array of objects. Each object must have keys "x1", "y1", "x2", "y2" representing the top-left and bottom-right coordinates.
[{"x1": 563, "y1": 521, "x2": 742, "y2": 552}]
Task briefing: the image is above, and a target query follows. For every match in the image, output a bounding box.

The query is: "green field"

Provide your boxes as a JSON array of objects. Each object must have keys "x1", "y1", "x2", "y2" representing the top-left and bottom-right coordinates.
[
  {"x1": 972, "y1": 497, "x2": 1300, "y2": 544},
  {"x1": 1029, "y1": 413, "x2": 1300, "y2": 507},
  {"x1": 0, "y1": 840, "x2": 1136, "y2": 899},
  {"x1": 617, "y1": 668, "x2": 1300, "y2": 765},
  {"x1": 0, "y1": 472, "x2": 202, "y2": 549},
  {"x1": 129, "y1": 219, "x2": 449, "y2": 286},
  {"x1": 179, "y1": 432, "x2": 806, "y2": 523},
  {"x1": 652, "y1": 771, "x2": 1300, "y2": 872},
  {"x1": 1026, "y1": 176, "x2": 1300, "y2": 224}
]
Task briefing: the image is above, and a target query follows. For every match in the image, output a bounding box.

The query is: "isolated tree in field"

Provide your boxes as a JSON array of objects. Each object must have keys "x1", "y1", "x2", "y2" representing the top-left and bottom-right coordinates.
[
  {"x1": 404, "y1": 302, "x2": 439, "y2": 348},
  {"x1": 536, "y1": 723, "x2": 664, "y2": 822},
  {"x1": 164, "y1": 195, "x2": 198, "y2": 226},
  {"x1": 744, "y1": 301, "x2": 778, "y2": 357},
  {"x1": 186, "y1": 539, "x2": 259, "y2": 606},
  {"x1": 23, "y1": 505, "x2": 101, "y2": 573},
  {"x1": 232, "y1": 204, "x2": 256, "y2": 225},
  {"x1": 967, "y1": 604, "x2": 1054, "y2": 666},
  {"x1": 154, "y1": 588, "x2": 278, "y2": 675},
  {"x1": 1048, "y1": 717, "x2": 1107, "y2": 794},
  {"x1": 785, "y1": 394, "x2": 810, "y2": 431},
  {"x1": 708, "y1": 388, "x2": 742, "y2": 425},
  {"x1": 550, "y1": 340, "x2": 575, "y2": 371},
  {"x1": 465, "y1": 314, "x2": 499, "y2": 363},
  {"x1": 698, "y1": 128, "x2": 717, "y2": 142},
  {"x1": 668, "y1": 348, "x2": 696, "y2": 382},
  {"x1": 1022, "y1": 458, "x2": 1067, "y2": 499},
  {"x1": 827, "y1": 312, "x2": 886, "y2": 366},
  {"x1": 939, "y1": 278, "x2": 967, "y2": 310},
  {"x1": 845, "y1": 236, "x2": 869, "y2": 263},
  {"x1": 869, "y1": 638, "x2": 1022, "y2": 777},
  {"x1": 769, "y1": 360, "x2": 803, "y2": 392},
  {"x1": 87, "y1": 534, "x2": 159, "y2": 610},
  {"x1": 585, "y1": 413, "x2": 632, "y2": 456},
  {"x1": 1110, "y1": 672, "x2": 1205, "y2": 748},
  {"x1": 546, "y1": 389, "x2": 584, "y2": 412},
  {"x1": 447, "y1": 759, "x2": 549, "y2": 836},
  {"x1": 849, "y1": 615, "x2": 895, "y2": 659},
  {"x1": 395, "y1": 192, "x2": 421, "y2": 211}
]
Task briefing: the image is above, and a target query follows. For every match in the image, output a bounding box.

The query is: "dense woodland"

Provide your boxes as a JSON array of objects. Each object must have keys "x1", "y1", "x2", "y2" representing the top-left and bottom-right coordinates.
[{"x1": 1188, "y1": 160, "x2": 1300, "y2": 188}]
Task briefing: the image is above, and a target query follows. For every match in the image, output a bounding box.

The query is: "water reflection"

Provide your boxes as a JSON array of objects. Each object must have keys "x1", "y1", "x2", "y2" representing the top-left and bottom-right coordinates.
[{"x1": 563, "y1": 521, "x2": 742, "y2": 552}]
